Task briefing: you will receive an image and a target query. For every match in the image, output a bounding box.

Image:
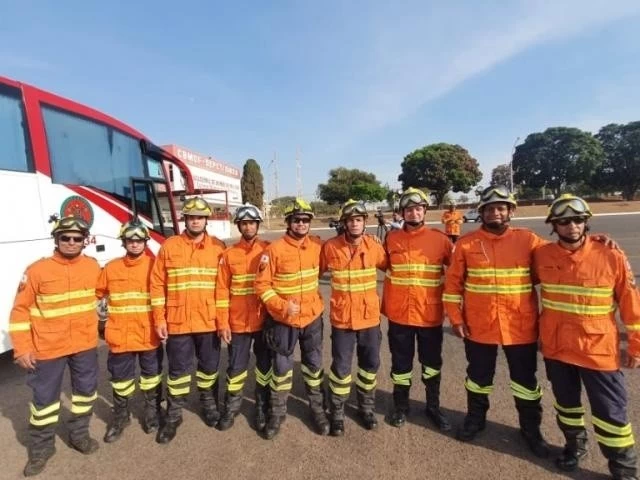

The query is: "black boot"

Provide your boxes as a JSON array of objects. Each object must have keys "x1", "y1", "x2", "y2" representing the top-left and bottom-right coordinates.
[
  {"x1": 200, "y1": 383, "x2": 220, "y2": 428},
  {"x1": 603, "y1": 445, "x2": 638, "y2": 480},
  {"x1": 555, "y1": 429, "x2": 588, "y2": 471},
  {"x1": 69, "y1": 414, "x2": 99, "y2": 454},
  {"x1": 254, "y1": 387, "x2": 269, "y2": 432},
  {"x1": 261, "y1": 388, "x2": 287, "y2": 439},
  {"x1": 516, "y1": 397, "x2": 550, "y2": 458},
  {"x1": 456, "y1": 391, "x2": 488, "y2": 442},
  {"x1": 356, "y1": 384, "x2": 377, "y2": 430},
  {"x1": 70, "y1": 435, "x2": 99, "y2": 455},
  {"x1": 217, "y1": 391, "x2": 243, "y2": 431},
  {"x1": 424, "y1": 376, "x2": 451, "y2": 432},
  {"x1": 24, "y1": 425, "x2": 57, "y2": 478},
  {"x1": 103, "y1": 393, "x2": 131, "y2": 443},
  {"x1": 306, "y1": 380, "x2": 330, "y2": 436},
  {"x1": 330, "y1": 387, "x2": 348, "y2": 437},
  {"x1": 156, "y1": 418, "x2": 183, "y2": 445},
  {"x1": 23, "y1": 446, "x2": 56, "y2": 477},
  {"x1": 390, "y1": 386, "x2": 410, "y2": 428},
  {"x1": 262, "y1": 414, "x2": 283, "y2": 440},
  {"x1": 142, "y1": 385, "x2": 163, "y2": 434}
]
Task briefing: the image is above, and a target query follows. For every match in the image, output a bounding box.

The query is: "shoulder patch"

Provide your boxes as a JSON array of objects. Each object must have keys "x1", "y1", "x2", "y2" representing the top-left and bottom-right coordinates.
[
  {"x1": 17, "y1": 272, "x2": 28, "y2": 292},
  {"x1": 260, "y1": 254, "x2": 270, "y2": 264}
]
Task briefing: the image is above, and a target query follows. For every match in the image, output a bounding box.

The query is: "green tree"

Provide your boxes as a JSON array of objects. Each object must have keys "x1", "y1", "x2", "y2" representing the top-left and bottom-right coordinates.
[
  {"x1": 491, "y1": 164, "x2": 511, "y2": 188},
  {"x1": 398, "y1": 143, "x2": 482, "y2": 206},
  {"x1": 240, "y1": 159, "x2": 264, "y2": 207},
  {"x1": 593, "y1": 122, "x2": 640, "y2": 200},
  {"x1": 317, "y1": 168, "x2": 387, "y2": 205},
  {"x1": 512, "y1": 127, "x2": 604, "y2": 197}
]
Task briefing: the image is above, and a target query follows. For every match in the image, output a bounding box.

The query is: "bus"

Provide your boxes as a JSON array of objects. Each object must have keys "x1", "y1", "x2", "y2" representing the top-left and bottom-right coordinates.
[{"x1": 0, "y1": 75, "x2": 220, "y2": 354}]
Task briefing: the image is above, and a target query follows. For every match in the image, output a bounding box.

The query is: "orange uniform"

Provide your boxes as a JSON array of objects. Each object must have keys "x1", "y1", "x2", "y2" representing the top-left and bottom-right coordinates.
[
  {"x1": 533, "y1": 237, "x2": 640, "y2": 371},
  {"x1": 150, "y1": 232, "x2": 226, "y2": 334},
  {"x1": 216, "y1": 237, "x2": 270, "y2": 333},
  {"x1": 9, "y1": 251, "x2": 101, "y2": 360},
  {"x1": 96, "y1": 254, "x2": 159, "y2": 353},
  {"x1": 441, "y1": 210, "x2": 464, "y2": 236},
  {"x1": 382, "y1": 226, "x2": 452, "y2": 326},
  {"x1": 443, "y1": 227, "x2": 546, "y2": 345},
  {"x1": 254, "y1": 234, "x2": 323, "y2": 328}
]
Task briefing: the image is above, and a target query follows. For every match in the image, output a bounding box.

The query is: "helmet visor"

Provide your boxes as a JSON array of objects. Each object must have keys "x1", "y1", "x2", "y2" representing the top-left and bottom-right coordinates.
[
  {"x1": 183, "y1": 198, "x2": 211, "y2": 215},
  {"x1": 122, "y1": 226, "x2": 149, "y2": 240},
  {"x1": 342, "y1": 202, "x2": 367, "y2": 218},
  {"x1": 481, "y1": 186, "x2": 511, "y2": 201},
  {"x1": 54, "y1": 217, "x2": 89, "y2": 235},
  {"x1": 550, "y1": 198, "x2": 591, "y2": 219},
  {"x1": 235, "y1": 207, "x2": 262, "y2": 222},
  {"x1": 399, "y1": 192, "x2": 427, "y2": 209}
]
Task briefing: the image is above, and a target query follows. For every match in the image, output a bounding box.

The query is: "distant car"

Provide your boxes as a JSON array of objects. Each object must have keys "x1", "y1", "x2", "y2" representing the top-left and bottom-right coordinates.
[{"x1": 463, "y1": 209, "x2": 481, "y2": 223}]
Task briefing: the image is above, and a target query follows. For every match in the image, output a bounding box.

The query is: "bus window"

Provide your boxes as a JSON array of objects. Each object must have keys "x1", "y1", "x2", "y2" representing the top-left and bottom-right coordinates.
[
  {"x1": 0, "y1": 85, "x2": 33, "y2": 172},
  {"x1": 42, "y1": 105, "x2": 145, "y2": 202},
  {"x1": 132, "y1": 179, "x2": 175, "y2": 237}
]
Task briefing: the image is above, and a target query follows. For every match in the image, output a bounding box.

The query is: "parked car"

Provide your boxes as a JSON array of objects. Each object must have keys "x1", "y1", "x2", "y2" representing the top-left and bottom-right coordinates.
[{"x1": 463, "y1": 209, "x2": 481, "y2": 223}]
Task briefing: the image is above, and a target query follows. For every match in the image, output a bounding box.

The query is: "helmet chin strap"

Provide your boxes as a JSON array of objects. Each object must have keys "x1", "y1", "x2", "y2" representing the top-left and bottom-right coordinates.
[{"x1": 405, "y1": 220, "x2": 422, "y2": 227}]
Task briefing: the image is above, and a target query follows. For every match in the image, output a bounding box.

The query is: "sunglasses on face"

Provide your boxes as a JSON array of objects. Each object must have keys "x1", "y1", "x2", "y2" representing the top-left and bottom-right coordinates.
[
  {"x1": 555, "y1": 217, "x2": 586, "y2": 226},
  {"x1": 291, "y1": 217, "x2": 311, "y2": 224},
  {"x1": 59, "y1": 235, "x2": 85, "y2": 243}
]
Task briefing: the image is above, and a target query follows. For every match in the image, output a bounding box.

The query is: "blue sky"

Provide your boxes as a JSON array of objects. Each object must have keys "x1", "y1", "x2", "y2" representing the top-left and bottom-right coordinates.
[{"x1": 3, "y1": 1, "x2": 640, "y2": 200}]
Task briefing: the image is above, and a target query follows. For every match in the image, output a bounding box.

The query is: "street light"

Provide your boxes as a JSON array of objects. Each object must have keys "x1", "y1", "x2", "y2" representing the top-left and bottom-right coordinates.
[{"x1": 510, "y1": 136, "x2": 520, "y2": 193}]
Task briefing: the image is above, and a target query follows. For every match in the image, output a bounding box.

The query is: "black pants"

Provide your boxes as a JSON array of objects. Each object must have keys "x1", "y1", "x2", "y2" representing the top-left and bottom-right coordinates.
[
  {"x1": 225, "y1": 331, "x2": 271, "y2": 394},
  {"x1": 27, "y1": 348, "x2": 98, "y2": 451},
  {"x1": 107, "y1": 347, "x2": 164, "y2": 397},
  {"x1": 388, "y1": 321, "x2": 443, "y2": 387}
]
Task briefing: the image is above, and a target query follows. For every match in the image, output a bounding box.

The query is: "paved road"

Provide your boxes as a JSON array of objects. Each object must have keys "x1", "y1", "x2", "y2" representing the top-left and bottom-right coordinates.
[{"x1": 0, "y1": 216, "x2": 638, "y2": 480}]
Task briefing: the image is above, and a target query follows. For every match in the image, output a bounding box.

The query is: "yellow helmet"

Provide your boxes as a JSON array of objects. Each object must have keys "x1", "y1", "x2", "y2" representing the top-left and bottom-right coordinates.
[
  {"x1": 340, "y1": 199, "x2": 368, "y2": 221},
  {"x1": 182, "y1": 197, "x2": 212, "y2": 217},
  {"x1": 284, "y1": 198, "x2": 314, "y2": 220},
  {"x1": 119, "y1": 219, "x2": 150, "y2": 240},
  {"x1": 399, "y1": 187, "x2": 429, "y2": 209},
  {"x1": 545, "y1": 194, "x2": 592, "y2": 223},
  {"x1": 477, "y1": 185, "x2": 517, "y2": 210},
  {"x1": 51, "y1": 216, "x2": 90, "y2": 237}
]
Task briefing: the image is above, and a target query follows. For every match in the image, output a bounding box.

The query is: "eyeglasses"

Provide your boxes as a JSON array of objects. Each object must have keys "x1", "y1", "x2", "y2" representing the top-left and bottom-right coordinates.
[
  {"x1": 399, "y1": 193, "x2": 428, "y2": 209},
  {"x1": 291, "y1": 216, "x2": 311, "y2": 224},
  {"x1": 550, "y1": 198, "x2": 590, "y2": 218},
  {"x1": 555, "y1": 217, "x2": 587, "y2": 226},
  {"x1": 59, "y1": 235, "x2": 85, "y2": 243},
  {"x1": 342, "y1": 202, "x2": 367, "y2": 217}
]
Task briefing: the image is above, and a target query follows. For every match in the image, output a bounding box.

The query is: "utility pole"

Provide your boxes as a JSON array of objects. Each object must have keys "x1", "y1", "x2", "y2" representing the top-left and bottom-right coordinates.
[
  {"x1": 510, "y1": 136, "x2": 520, "y2": 192},
  {"x1": 272, "y1": 152, "x2": 280, "y2": 201},
  {"x1": 295, "y1": 147, "x2": 303, "y2": 198}
]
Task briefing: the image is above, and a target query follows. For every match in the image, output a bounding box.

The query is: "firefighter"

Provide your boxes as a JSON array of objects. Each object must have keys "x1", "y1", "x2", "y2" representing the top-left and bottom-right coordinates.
[
  {"x1": 96, "y1": 220, "x2": 163, "y2": 443},
  {"x1": 383, "y1": 187, "x2": 453, "y2": 431},
  {"x1": 533, "y1": 195, "x2": 639, "y2": 479},
  {"x1": 215, "y1": 203, "x2": 271, "y2": 432},
  {"x1": 320, "y1": 200, "x2": 387, "y2": 436},
  {"x1": 441, "y1": 202, "x2": 464, "y2": 243},
  {"x1": 442, "y1": 185, "x2": 550, "y2": 457},
  {"x1": 254, "y1": 198, "x2": 328, "y2": 439},
  {"x1": 150, "y1": 197, "x2": 226, "y2": 444},
  {"x1": 9, "y1": 216, "x2": 101, "y2": 477}
]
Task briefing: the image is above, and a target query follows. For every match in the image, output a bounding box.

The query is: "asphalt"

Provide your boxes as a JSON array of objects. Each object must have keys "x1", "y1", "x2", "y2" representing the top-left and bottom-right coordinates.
[{"x1": 0, "y1": 215, "x2": 639, "y2": 480}]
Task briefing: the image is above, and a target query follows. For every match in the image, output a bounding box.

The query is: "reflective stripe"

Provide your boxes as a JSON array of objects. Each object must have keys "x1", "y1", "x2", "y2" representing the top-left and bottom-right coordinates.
[
  {"x1": 274, "y1": 268, "x2": 319, "y2": 282},
  {"x1": 510, "y1": 381, "x2": 542, "y2": 401},
  {"x1": 167, "y1": 267, "x2": 217, "y2": 277},
  {"x1": 230, "y1": 287, "x2": 256, "y2": 295},
  {"x1": 261, "y1": 290, "x2": 277, "y2": 302},
  {"x1": 30, "y1": 401, "x2": 61, "y2": 425},
  {"x1": 71, "y1": 391, "x2": 97, "y2": 415},
  {"x1": 270, "y1": 370, "x2": 293, "y2": 391},
  {"x1": 151, "y1": 297, "x2": 166, "y2": 306},
  {"x1": 301, "y1": 365, "x2": 324, "y2": 387},
  {"x1": 386, "y1": 273, "x2": 442, "y2": 287},
  {"x1": 274, "y1": 280, "x2": 319, "y2": 295},
  {"x1": 592, "y1": 417, "x2": 633, "y2": 436},
  {"x1": 391, "y1": 264, "x2": 442, "y2": 273},
  {"x1": 255, "y1": 368, "x2": 273, "y2": 387},
  {"x1": 167, "y1": 281, "x2": 216, "y2": 291},
  {"x1": 355, "y1": 378, "x2": 377, "y2": 391},
  {"x1": 558, "y1": 415, "x2": 585, "y2": 427},
  {"x1": 626, "y1": 324, "x2": 640, "y2": 331},
  {"x1": 467, "y1": 267, "x2": 530, "y2": 278},
  {"x1": 357, "y1": 369, "x2": 376, "y2": 381},
  {"x1": 30, "y1": 414, "x2": 59, "y2": 426},
  {"x1": 541, "y1": 283, "x2": 613, "y2": 298},
  {"x1": 196, "y1": 370, "x2": 219, "y2": 389},
  {"x1": 30, "y1": 301, "x2": 97, "y2": 319},
  {"x1": 31, "y1": 401, "x2": 61, "y2": 417},
  {"x1": 329, "y1": 371, "x2": 352, "y2": 396},
  {"x1": 391, "y1": 371, "x2": 412, "y2": 386},
  {"x1": 330, "y1": 280, "x2": 377, "y2": 293},
  {"x1": 465, "y1": 378, "x2": 493, "y2": 395},
  {"x1": 329, "y1": 371, "x2": 352, "y2": 384},
  {"x1": 167, "y1": 374, "x2": 191, "y2": 396},
  {"x1": 36, "y1": 288, "x2": 95, "y2": 304},
  {"x1": 9, "y1": 322, "x2": 31, "y2": 332},
  {"x1": 465, "y1": 283, "x2": 532, "y2": 294},
  {"x1": 541, "y1": 299, "x2": 616, "y2": 316},
  {"x1": 231, "y1": 273, "x2": 256, "y2": 282},
  {"x1": 595, "y1": 433, "x2": 635, "y2": 448},
  {"x1": 109, "y1": 292, "x2": 151, "y2": 301},
  {"x1": 111, "y1": 379, "x2": 136, "y2": 397},
  {"x1": 332, "y1": 268, "x2": 377, "y2": 279},
  {"x1": 422, "y1": 366, "x2": 440, "y2": 380},
  {"x1": 227, "y1": 371, "x2": 248, "y2": 393},
  {"x1": 442, "y1": 294, "x2": 462, "y2": 303},
  {"x1": 216, "y1": 300, "x2": 230, "y2": 308},
  {"x1": 71, "y1": 392, "x2": 98, "y2": 403},
  {"x1": 111, "y1": 379, "x2": 135, "y2": 390},
  {"x1": 139, "y1": 374, "x2": 162, "y2": 390},
  {"x1": 108, "y1": 305, "x2": 152, "y2": 314},
  {"x1": 554, "y1": 402, "x2": 586, "y2": 415}
]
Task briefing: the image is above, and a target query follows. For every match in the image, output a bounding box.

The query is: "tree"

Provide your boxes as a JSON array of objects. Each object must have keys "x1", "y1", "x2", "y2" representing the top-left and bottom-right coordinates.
[
  {"x1": 491, "y1": 164, "x2": 511, "y2": 188},
  {"x1": 240, "y1": 159, "x2": 264, "y2": 207},
  {"x1": 512, "y1": 127, "x2": 604, "y2": 197},
  {"x1": 593, "y1": 122, "x2": 640, "y2": 200},
  {"x1": 317, "y1": 168, "x2": 388, "y2": 205},
  {"x1": 398, "y1": 143, "x2": 482, "y2": 206}
]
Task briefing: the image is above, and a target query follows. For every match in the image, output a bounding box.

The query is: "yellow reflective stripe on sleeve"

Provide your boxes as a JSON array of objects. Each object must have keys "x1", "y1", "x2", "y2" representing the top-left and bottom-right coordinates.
[
  {"x1": 274, "y1": 268, "x2": 320, "y2": 281},
  {"x1": 442, "y1": 293, "x2": 463, "y2": 303},
  {"x1": 467, "y1": 267, "x2": 530, "y2": 278},
  {"x1": 36, "y1": 288, "x2": 95, "y2": 304},
  {"x1": 626, "y1": 324, "x2": 640, "y2": 331},
  {"x1": 592, "y1": 417, "x2": 633, "y2": 436},
  {"x1": 554, "y1": 402, "x2": 586, "y2": 415},
  {"x1": 231, "y1": 274, "x2": 256, "y2": 282},
  {"x1": 230, "y1": 287, "x2": 256, "y2": 295},
  {"x1": 260, "y1": 289, "x2": 277, "y2": 302},
  {"x1": 30, "y1": 301, "x2": 97, "y2": 319},
  {"x1": 9, "y1": 322, "x2": 31, "y2": 332},
  {"x1": 109, "y1": 292, "x2": 151, "y2": 301},
  {"x1": 216, "y1": 300, "x2": 230, "y2": 308},
  {"x1": 465, "y1": 283, "x2": 532, "y2": 294},
  {"x1": 274, "y1": 281, "x2": 319, "y2": 295},
  {"x1": 558, "y1": 415, "x2": 585, "y2": 427},
  {"x1": 167, "y1": 281, "x2": 216, "y2": 291},
  {"x1": 332, "y1": 268, "x2": 377, "y2": 279},
  {"x1": 385, "y1": 273, "x2": 442, "y2": 287},
  {"x1": 151, "y1": 297, "x2": 166, "y2": 306},
  {"x1": 108, "y1": 305, "x2": 152, "y2": 314},
  {"x1": 595, "y1": 433, "x2": 635, "y2": 448},
  {"x1": 167, "y1": 267, "x2": 217, "y2": 277},
  {"x1": 465, "y1": 378, "x2": 494, "y2": 395},
  {"x1": 541, "y1": 283, "x2": 614, "y2": 298},
  {"x1": 542, "y1": 299, "x2": 616, "y2": 315},
  {"x1": 330, "y1": 281, "x2": 378, "y2": 293},
  {"x1": 391, "y1": 264, "x2": 442, "y2": 273}
]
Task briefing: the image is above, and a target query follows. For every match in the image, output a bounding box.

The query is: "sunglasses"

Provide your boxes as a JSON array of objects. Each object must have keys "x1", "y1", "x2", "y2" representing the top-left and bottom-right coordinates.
[
  {"x1": 291, "y1": 217, "x2": 311, "y2": 224},
  {"x1": 59, "y1": 235, "x2": 85, "y2": 243},
  {"x1": 554, "y1": 217, "x2": 586, "y2": 226}
]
